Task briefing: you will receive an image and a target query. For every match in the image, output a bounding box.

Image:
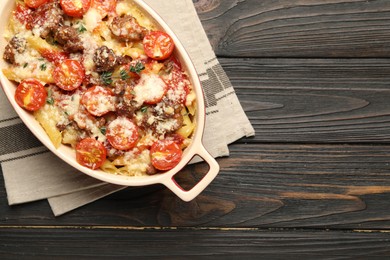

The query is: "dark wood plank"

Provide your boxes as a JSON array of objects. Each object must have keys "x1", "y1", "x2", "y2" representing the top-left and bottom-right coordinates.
[
  {"x1": 2, "y1": 0, "x2": 390, "y2": 256},
  {"x1": 220, "y1": 58, "x2": 390, "y2": 143},
  {"x1": 194, "y1": 0, "x2": 390, "y2": 58},
  {"x1": 1, "y1": 227, "x2": 390, "y2": 259},
  {"x1": 3, "y1": 58, "x2": 389, "y2": 144},
  {"x1": 2, "y1": 144, "x2": 390, "y2": 229}
]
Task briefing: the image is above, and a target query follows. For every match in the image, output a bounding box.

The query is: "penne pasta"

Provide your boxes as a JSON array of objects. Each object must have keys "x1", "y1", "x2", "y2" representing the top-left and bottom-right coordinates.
[
  {"x1": 34, "y1": 104, "x2": 62, "y2": 148},
  {"x1": 176, "y1": 108, "x2": 195, "y2": 138},
  {"x1": 2, "y1": 67, "x2": 54, "y2": 84}
]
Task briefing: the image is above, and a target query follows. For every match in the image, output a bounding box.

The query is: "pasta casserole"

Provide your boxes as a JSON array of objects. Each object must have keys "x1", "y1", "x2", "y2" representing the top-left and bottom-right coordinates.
[{"x1": 2, "y1": 0, "x2": 197, "y2": 176}]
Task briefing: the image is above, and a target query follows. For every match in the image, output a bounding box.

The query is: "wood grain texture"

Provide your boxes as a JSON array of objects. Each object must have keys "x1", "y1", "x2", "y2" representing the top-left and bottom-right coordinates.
[
  {"x1": 2, "y1": 0, "x2": 390, "y2": 256},
  {"x1": 2, "y1": 144, "x2": 390, "y2": 229},
  {"x1": 220, "y1": 58, "x2": 390, "y2": 143},
  {"x1": 1, "y1": 228, "x2": 390, "y2": 259},
  {"x1": 194, "y1": 0, "x2": 390, "y2": 58}
]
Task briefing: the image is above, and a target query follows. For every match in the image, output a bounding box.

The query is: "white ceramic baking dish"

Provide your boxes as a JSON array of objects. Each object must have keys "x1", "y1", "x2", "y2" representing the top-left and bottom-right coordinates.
[{"x1": 0, "y1": 0, "x2": 219, "y2": 201}]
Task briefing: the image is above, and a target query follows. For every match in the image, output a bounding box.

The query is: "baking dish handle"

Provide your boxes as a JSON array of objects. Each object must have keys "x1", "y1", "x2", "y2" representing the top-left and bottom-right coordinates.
[{"x1": 162, "y1": 144, "x2": 220, "y2": 202}]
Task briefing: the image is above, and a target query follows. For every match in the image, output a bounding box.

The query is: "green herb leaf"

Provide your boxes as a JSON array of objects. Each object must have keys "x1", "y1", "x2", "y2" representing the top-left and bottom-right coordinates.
[
  {"x1": 23, "y1": 63, "x2": 28, "y2": 68},
  {"x1": 40, "y1": 63, "x2": 47, "y2": 71},
  {"x1": 141, "y1": 106, "x2": 148, "y2": 113},
  {"x1": 46, "y1": 97, "x2": 54, "y2": 105},
  {"x1": 46, "y1": 89, "x2": 54, "y2": 105},
  {"x1": 129, "y1": 61, "x2": 145, "y2": 74},
  {"x1": 100, "y1": 126, "x2": 106, "y2": 135},
  {"x1": 120, "y1": 70, "x2": 130, "y2": 80},
  {"x1": 64, "y1": 111, "x2": 69, "y2": 116},
  {"x1": 78, "y1": 23, "x2": 87, "y2": 33},
  {"x1": 101, "y1": 71, "x2": 113, "y2": 85}
]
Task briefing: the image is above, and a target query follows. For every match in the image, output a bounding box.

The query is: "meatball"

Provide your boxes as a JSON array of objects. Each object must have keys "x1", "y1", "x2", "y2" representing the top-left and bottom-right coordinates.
[
  {"x1": 116, "y1": 55, "x2": 133, "y2": 65},
  {"x1": 30, "y1": 1, "x2": 64, "y2": 38},
  {"x1": 93, "y1": 46, "x2": 118, "y2": 72},
  {"x1": 154, "y1": 104, "x2": 184, "y2": 134},
  {"x1": 109, "y1": 15, "x2": 148, "y2": 42},
  {"x1": 113, "y1": 80, "x2": 128, "y2": 95},
  {"x1": 3, "y1": 36, "x2": 27, "y2": 64},
  {"x1": 116, "y1": 80, "x2": 140, "y2": 117},
  {"x1": 54, "y1": 26, "x2": 83, "y2": 52}
]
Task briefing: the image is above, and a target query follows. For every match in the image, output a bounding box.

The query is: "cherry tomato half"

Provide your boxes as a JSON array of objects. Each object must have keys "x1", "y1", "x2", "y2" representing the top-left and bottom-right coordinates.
[
  {"x1": 143, "y1": 31, "x2": 175, "y2": 60},
  {"x1": 92, "y1": 0, "x2": 117, "y2": 17},
  {"x1": 76, "y1": 138, "x2": 107, "y2": 170},
  {"x1": 165, "y1": 66, "x2": 190, "y2": 104},
  {"x1": 24, "y1": 0, "x2": 49, "y2": 9},
  {"x1": 15, "y1": 3, "x2": 33, "y2": 25},
  {"x1": 40, "y1": 49, "x2": 68, "y2": 65},
  {"x1": 150, "y1": 139, "x2": 183, "y2": 171},
  {"x1": 60, "y1": 0, "x2": 91, "y2": 18},
  {"x1": 15, "y1": 79, "x2": 47, "y2": 111},
  {"x1": 53, "y1": 59, "x2": 85, "y2": 91},
  {"x1": 81, "y1": 85, "x2": 116, "y2": 116},
  {"x1": 106, "y1": 117, "x2": 139, "y2": 150}
]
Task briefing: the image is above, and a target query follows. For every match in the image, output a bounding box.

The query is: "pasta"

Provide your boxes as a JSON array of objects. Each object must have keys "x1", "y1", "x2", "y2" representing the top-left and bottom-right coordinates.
[
  {"x1": 34, "y1": 103, "x2": 62, "y2": 148},
  {"x1": 2, "y1": 67, "x2": 54, "y2": 83},
  {"x1": 2, "y1": 0, "x2": 196, "y2": 176}
]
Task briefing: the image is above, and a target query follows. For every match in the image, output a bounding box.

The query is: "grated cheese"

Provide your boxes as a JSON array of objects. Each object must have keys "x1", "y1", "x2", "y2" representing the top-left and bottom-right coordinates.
[
  {"x1": 83, "y1": 8, "x2": 103, "y2": 31},
  {"x1": 134, "y1": 73, "x2": 167, "y2": 105},
  {"x1": 108, "y1": 117, "x2": 136, "y2": 138}
]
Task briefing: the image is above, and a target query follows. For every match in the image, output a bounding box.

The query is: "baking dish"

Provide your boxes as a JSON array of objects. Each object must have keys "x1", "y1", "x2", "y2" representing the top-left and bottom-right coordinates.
[{"x1": 0, "y1": 0, "x2": 219, "y2": 201}]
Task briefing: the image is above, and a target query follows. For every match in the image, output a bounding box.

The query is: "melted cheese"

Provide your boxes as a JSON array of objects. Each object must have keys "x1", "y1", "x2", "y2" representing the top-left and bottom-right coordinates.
[
  {"x1": 85, "y1": 117, "x2": 106, "y2": 142},
  {"x1": 116, "y1": 1, "x2": 157, "y2": 30},
  {"x1": 78, "y1": 32, "x2": 99, "y2": 72},
  {"x1": 156, "y1": 118, "x2": 178, "y2": 135},
  {"x1": 134, "y1": 74, "x2": 167, "y2": 105},
  {"x1": 83, "y1": 86, "x2": 116, "y2": 116},
  {"x1": 83, "y1": 8, "x2": 103, "y2": 31},
  {"x1": 58, "y1": 92, "x2": 81, "y2": 116}
]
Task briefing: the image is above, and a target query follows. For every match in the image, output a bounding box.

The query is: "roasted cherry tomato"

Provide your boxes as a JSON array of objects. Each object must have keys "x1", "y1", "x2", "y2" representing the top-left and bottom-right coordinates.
[
  {"x1": 166, "y1": 66, "x2": 190, "y2": 104},
  {"x1": 121, "y1": 63, "x2": 142, "y2": 80},
  {"x1": 76, "y1": 138, "x2": 107, "y2": 170},
  {"x1": 15, "y1": 3, "x2": 33, "y2": 25},
  {"x1": 143, "y1": 31, "x2": 175, "y2": 60},
  {"x1": 40, "y1": 49, "x2": 68, "y2": 65},
  {"x1": 24, "y1": 0, "x2": 49, "y2": 8},
  {"x1": 150, "y1": 139, "x2": 183, "y2": 171},
  {"x1": 81, "y1": 86, "x2": 116, "y2": 116},
  {"x1": 53, "y1": 59, "x2": 85, "y2": 91},
  {"x1": 60, "y1": 0, "x2": 92, "y2": 18},
  {"x1": 26, "y1": 0, "x2": 57, "y2": 30},
  {"x1": 92, "y1": 0, "x2": 116, "y2": 16},
  {"x1": 106, "y1": 117, "x2": 139, "y2": 150},
  {"x1": 166, "y1": 133, "x2": 185, "y2": 147},
  {"x1": 15, "y1": 79, "x2": 47, "y2": 111}
]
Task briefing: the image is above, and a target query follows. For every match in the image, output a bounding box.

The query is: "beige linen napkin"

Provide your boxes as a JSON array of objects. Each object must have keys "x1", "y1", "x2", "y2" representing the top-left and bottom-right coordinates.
[{"x1": 0, "y1": 0, "x2": 254, "y2": 216}]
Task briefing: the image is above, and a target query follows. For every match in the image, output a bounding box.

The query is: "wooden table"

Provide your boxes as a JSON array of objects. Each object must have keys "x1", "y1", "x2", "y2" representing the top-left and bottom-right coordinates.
[{"x1": 2, "y1": 0, "x2": 390, "y2": 258}]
